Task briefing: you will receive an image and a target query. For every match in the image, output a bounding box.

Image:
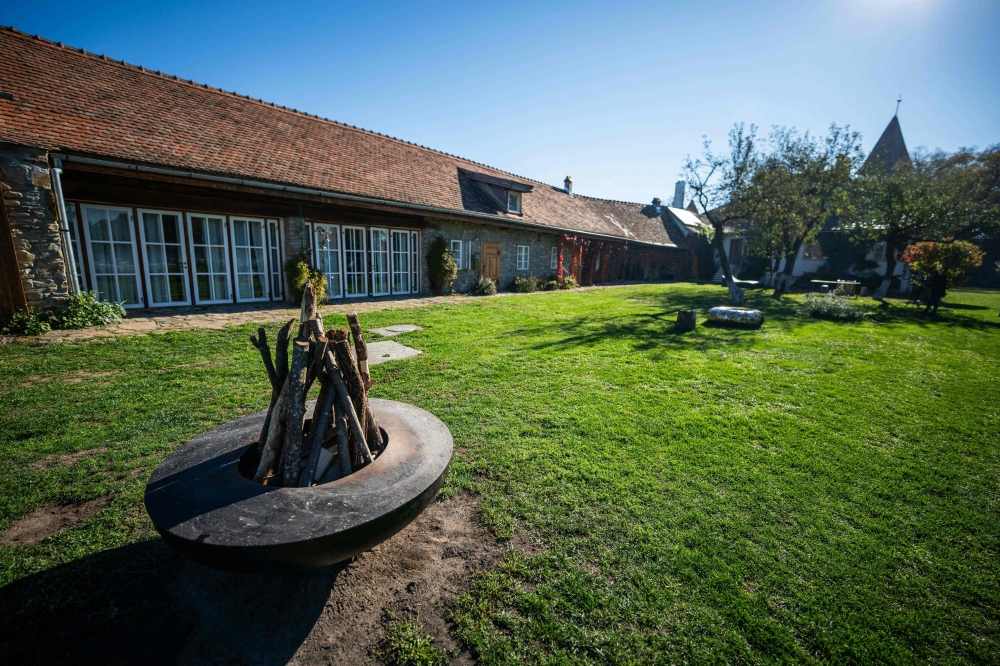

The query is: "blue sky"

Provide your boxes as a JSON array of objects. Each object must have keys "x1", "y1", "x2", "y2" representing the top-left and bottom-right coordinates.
[{"x1": 3, "y1": 0, "x2": 998, "y2": 204}]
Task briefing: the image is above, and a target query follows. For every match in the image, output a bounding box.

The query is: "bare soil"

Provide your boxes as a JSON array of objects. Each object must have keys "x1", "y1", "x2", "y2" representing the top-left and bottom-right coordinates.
[
  {"x1": 1, "y1": 492, "x2": 503, "y2": 665},
  {"x1": 32, "y1": 446, "x2": 108, "y2": 471},
  {"x1": 1, "y1": 497, "x2": 110, "y2": 547}
]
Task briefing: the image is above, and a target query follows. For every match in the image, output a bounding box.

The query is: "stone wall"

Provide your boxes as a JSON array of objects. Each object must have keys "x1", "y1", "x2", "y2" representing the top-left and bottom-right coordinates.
[
  {"x1": 0, "y1": 143, "x2": 71, "y2": 309},
  {"x1": 422, "y1": 218, "x2": 560, "y2": 293}
]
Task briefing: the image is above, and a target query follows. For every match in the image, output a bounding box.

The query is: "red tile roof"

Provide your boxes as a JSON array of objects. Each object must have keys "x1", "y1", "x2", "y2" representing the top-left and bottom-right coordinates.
[{"x1": 0, "y1": 27, "x2": 679, "y2": 247}]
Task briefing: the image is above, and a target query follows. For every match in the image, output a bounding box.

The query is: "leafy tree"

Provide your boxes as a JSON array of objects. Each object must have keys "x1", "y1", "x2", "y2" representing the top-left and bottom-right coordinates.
[
  {"x1": 426, "y1": 236, "x2": 457, "y2": 294},
  {"x1": 902, "y1": 241, "x2": 985, "y2": 288},
  {"x1": 284, "y1": 251, "x2": 327, "y2": 303},
  {"x1": 683, "y1": 124, "x2": 762, "y2": 305},
  {"x1": 742, "y1": 125, "x2": 862, "y2": 297}
]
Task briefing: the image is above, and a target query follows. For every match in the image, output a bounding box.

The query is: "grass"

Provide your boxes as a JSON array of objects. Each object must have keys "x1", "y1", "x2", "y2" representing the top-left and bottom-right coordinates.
[
  {"x1": 1, "y1": 283, "x2": 998, "y2": 663},
  {"x1": 378, "y1": 618, "x2": 452, "y2": 666}
]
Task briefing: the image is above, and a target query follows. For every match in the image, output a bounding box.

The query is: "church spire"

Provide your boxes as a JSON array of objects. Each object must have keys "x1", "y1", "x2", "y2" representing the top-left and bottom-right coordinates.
[{"x1": 863, "y1": 112, "x2": 910, "y2": 174}]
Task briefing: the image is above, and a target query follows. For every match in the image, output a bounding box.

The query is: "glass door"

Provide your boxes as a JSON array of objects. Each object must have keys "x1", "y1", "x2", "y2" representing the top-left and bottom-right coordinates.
[
  {"x1": 370, "y1": 228, "x2": 390, "y2": 296},
  {"x1": 343, "y1": 226, "x2": 367, "y2": 297},
  {"x1": 230, "y1": 217, "x2": 269, "y2": 302},
  {"x1": 81, "y1": 205, "x2": 143, "y2": 307},
  {"x1": 314, "y1": 223, "x2": 343, "y2": 299},
  {"x1": 64, "y1": 202, "x2": 87, "y2": 292},
  {"x1": 267, "y1": 220, "x2": 283, "y2": 301},
  {"x1": 138, "y1": 209, "x2": 190, "y2": 306},
  {"x1": 410, "y1": 230, "x2": 419, "y2": 294},
  {"x1": 186, "y1": 214, "x2": 231, "y2": 304},
  {"x1": 390, "y1": 229, "x2": 409, "y2": 294}
]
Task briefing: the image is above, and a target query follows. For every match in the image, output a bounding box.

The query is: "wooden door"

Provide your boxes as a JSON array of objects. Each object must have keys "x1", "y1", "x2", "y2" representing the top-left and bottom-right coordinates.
[
  {"x1": 0, "y1": 198, "x2": 27, "y2": 329},
  {"x1": 481, "y1": 242, "x2": 501, "y2": 284}
]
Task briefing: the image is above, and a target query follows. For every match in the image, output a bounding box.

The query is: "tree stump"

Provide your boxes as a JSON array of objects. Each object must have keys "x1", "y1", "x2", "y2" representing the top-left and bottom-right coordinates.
[{"x1": 675, "y1": 309, "x2": 697, "y2": 332}]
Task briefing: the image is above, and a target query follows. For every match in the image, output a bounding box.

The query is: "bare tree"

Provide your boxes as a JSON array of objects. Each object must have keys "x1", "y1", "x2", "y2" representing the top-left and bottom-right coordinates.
[{"x1": 683, "y1": 124, "x2": 761, "y2": 306}]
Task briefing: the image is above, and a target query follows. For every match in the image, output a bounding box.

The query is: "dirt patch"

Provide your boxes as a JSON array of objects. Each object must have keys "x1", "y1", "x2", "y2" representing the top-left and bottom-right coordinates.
[
  {"x1": 1, "y1": 497, "x2": 110, "y2": 547},
  {"x1": 32, "y1": 446, "x2": 108, "y2": 471},
  {"x1": 64, "y1": 370, "x2": 115, "y2": 384},
  {"x1": 18, "y1": 375, "x2": 51, "y2": 388}
]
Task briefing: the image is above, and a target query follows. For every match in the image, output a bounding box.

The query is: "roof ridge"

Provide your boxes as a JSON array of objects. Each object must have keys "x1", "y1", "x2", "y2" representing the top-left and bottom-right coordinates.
[{"x1": 1, "y1": 24, "x2": 567, "y2": 191}]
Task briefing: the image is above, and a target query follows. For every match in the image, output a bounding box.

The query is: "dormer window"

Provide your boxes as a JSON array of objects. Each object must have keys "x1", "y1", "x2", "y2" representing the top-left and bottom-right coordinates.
[{"x1": 507, "y1": 191, "x2": 522, "y2": 214}]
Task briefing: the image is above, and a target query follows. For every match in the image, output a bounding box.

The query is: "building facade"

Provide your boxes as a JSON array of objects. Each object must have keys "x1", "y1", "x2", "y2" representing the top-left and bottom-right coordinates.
[{"x1": 0, "y1": 27, "x2": 694, "y2": 326}]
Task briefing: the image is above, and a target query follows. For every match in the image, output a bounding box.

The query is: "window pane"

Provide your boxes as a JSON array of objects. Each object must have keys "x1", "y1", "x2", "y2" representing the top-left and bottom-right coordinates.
[
  {"x1": 236, "y1": 248, "x2": 250, "y2": 273},
  {"x1": 209, "y1": 219, "x2": 224, "y2": 246},
  {"x1": 191, "y1": 218, "x2": 206, "y2": 245},
  {"x1": 238, "y1": 275, "x2": 251, "y2": 299},
  {"x1": 88, "y1": 210, "x2": 110, "y2": 241},
  {"x1": 165, "y1": 245, "x2": 182, "y2": 273},
  {"x1": 162, "y1": 215, "x2": 180, "y2": 244},
  {"x1": 119, "y1": 276, "x2": 140, "y2": 304},
  {"x1": 147, "y1": 245, "x2": 166, "y2": 273},
  {"x1": 213, "y1": 275, "x2": 229, "y2": 300},
  {"x1": 111, "y1": 212, "x2": 132, "y2": 242},
  {"x1": 92, "y1": 243, "x2": 113, "y2": 273},
  {"x1": 143, "y1": 214, "x2": 162, "y2": 243},
  {"x1": 198, "y1": 275, "x2": 212, "y2": 300},
  {"x1": 234, "y1": 220, "x2": 248, "y2": 247},
  {"x1": 114, "y1": 244, "x2": 135, "y2": 273},
  {"x1": 249, "y1": 222, "x2": 263, "y2": 247},
  {"x1": 210, "y1": 247, "x2": 227, "y2": 273},
  {"x1": 151, "y1": 275, "x2": 169, "y2": 303},
  {"x1": 252, "y1": 274, "x2": 264, "y2": 298},
  {"x1": 168, "y1": 275, "x2": 186, "y2": 302},
  {"x1": 250, "y1": 248, "x2": 264, "y2": 273},
  {"x1": 96, "y1": 275, "x2": 118, "y2": 302}
]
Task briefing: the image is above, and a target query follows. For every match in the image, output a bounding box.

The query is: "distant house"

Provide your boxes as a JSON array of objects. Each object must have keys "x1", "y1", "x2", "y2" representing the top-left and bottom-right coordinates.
[
  {"x1": 0, "y1": 27, "x2": 692, "y2": 326},
  {"x1": 718, "y1": 114, "x2": 914, "y2": 290}
]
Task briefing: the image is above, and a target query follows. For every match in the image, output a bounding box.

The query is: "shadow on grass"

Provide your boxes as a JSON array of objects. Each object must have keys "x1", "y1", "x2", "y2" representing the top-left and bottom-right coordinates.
[{"x1": 0, "y1": 538, "x2": 342, "y2": 665}]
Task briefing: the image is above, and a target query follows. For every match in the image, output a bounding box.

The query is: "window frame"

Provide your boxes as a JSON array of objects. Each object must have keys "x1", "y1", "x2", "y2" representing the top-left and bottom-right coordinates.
[
  {"x1": 449, "y1": 239, "x2": 464, "y2": 270},
  {"x1": 507, "y1": 191, "x2": 522, "y2": 214},
  {"x1": 136, "y1": 207, "x2": 192, "y2": 307},
  {"x1": 185, "y1": 212, "x2": 233, "y2": 305},
  {"x1": 267, "y1": 219, "x2": 283, "y2": 301},
  {"x1": 516, "y1": 245, "x2": 530, "y2": 271},
  {"x1": 313, "y1": 223, "x2": 344, "y2": 300},
  {"x1": 229, "y1": 216, "x2": 270, "y2": 303},
  {"x1": 369, "y1": 227, "x2": 391, "y2": 297},
  {"x1": 410, "y1": 230, "x2": 420, "y2": 294},
  {"x1": 550, "y1": 247, "x2": 558, "y2": 270},
  {"x1": 342, "y1": 225, "x2": 369, "y2": 298},
  {"x1": 391, "y1": 229, "x2": 411, "y2": 295},
  {"x1": 80, "y1": 204, "x2": 145, "y2": 308}
]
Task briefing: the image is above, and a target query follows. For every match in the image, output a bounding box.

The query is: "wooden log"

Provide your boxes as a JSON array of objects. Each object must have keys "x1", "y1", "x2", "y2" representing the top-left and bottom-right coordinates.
[
  {"x1": 300, "y1": 352, "x2": 337, "y2": 486},
  {"x1": 321, "y1": 351, "x2": 373, "y2": 467},
  {"x1": 675, "y1": 309, "x2": 697, "y2": 333},
  {"x1": 318, "y1": 400, "x2": 351, "y2": 483},
  {"x1": 280, "y1": 341, "x2": 312, "y2": 486},
  {"x1": 253, "y1": 378, "x2": 288, "y2": 483},
  {"x1": 249, "y1": 327, "x2": 278, "y2": 390},
  {"x1": 346, "y1": 313, "x2": 371, "y2": 390},
  {"x1": 275, "y1": 319, "x2": 294, "y2": 385},
  {"x1": 300, "y1": 281, "x2": 317, "y2": 323},
  {"x1": 329, "y1": 329, "x2": 384, "y2": 456},
  {"x1": 313, "y1": 445, "x2": 337, "y2": 483}
]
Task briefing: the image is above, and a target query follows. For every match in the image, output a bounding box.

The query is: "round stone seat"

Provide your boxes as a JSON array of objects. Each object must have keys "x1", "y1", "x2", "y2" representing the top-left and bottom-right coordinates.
[
  {"x1": 144, "y1": 398, "x2": 452, "y2": 572},
  {"x1": 706, "y1": 306, "x2": 765, "y2": 328}
]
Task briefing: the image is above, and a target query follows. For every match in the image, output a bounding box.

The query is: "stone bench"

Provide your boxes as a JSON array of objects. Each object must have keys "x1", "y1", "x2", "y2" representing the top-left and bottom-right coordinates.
[{"x1": 706, "y1": 306, "x2": 765, "y2": 328}]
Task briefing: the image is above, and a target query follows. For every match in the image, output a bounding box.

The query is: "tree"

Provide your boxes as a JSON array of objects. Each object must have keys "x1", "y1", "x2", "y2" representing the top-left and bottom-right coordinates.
[
  {"x1": 683, "y1": 124, "x2": 761, "y2": 305},
  {"x1": 902, "y1": 241, "x2": 985, "y2": 287},
  {"x1": 746, "y1": 125, "x2": 863, "y2": 297},
  {"x1": 426, "y1": 236, "x2": 457, "y2": 294}
]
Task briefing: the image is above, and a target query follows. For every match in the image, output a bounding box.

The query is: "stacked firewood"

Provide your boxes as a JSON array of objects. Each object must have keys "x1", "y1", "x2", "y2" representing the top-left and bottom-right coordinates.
[{"x1": 248, "y1": 282, "x2": 385, "y2": 486}]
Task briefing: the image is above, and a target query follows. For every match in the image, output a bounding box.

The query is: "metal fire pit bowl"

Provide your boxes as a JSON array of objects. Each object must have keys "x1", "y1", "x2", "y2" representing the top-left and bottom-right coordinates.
[{"x1": 144, "y1": 399, "x2": 452, "y2": 572}]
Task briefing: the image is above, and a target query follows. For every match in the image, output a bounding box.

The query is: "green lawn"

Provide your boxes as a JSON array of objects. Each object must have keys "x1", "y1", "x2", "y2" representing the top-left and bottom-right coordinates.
[{"x1": 2, "y1": 284, "x2": 999, "y2": 663}]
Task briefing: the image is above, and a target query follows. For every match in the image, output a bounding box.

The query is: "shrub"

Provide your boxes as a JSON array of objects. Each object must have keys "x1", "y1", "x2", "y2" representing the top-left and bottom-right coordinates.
[
  {"x1": 2, "y1": 307, "x2": 51, "y2": 336},
  {"x1": 51, "y1": 291, "x2": 125, "y2": 329},
  {"x1": 472, "y1": 276, "x2": 497, "y2": 296},
  {"x1": 903, "y1": 240, "x2": 985, "y2": 287},
  {"x1": 512, "y1": 275, "x2": 538, "y2": 293},
  {"x1": 804, "y1": 290, "x2": 866, "y2": 321},
  {"x1": 560, "y1": 275, "x2": 579, "y2": 289},
  {"x1": 426, "y1": 236, "x2": 457, "y2": 294},
  {"x1": 540, "y1": 279, "x2": 559, "y2": 291},
  {"x1": 284, "y1": 251, "x2": 327, "y2": 303}
]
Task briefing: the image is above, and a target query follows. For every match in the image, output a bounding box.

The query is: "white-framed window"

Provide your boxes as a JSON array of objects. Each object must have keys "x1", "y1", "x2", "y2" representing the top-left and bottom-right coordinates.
[
  {"x1": 507, "y1": 191, "x2": 522, "y2": 214},
  {"x1": 64, "y1": 202, "x2": 87, "y2": 291},
  {"x1": 186, "y1": 213, "x2": 232, "y2": 305},
  {"x1": 314, "y1": 223, "x2": 343, "y2": 299},
  {"x1": 230, "y1": 217, "x2": 269, "y2": 302},
  {"x1": 449, "y1": 240, "x2": 464, "y2": 269},
  {"x1": 138, "y1": 208, "x2": 191, "y2": 306},
  {"x1": 268, "y1": 219, "x2": 283, "y2": 301},
  {"x1": 550, "y1": 247, "x2": 558, "y2": 270},
  {"x1": 516, "y1": 245, "x2": 530, "y2": 271},
  {"x1": 81, "y1": 204, "x2": 144, "y2": 307},
  {"x1": 873, "y1": 242, "x2": 886, "y2": 262},
  {"x1": 343, "y1": 226, "x2": 368, "y2": 297},
  {"x1": 391, "y1": 229, "x2": 410, "y2": 294},
  {"x1": 410, "y1": 230, "x2": 420, "y2": 294},
  {"x1": 370, "y1": 228, "x2": 390, "y2": 296}
]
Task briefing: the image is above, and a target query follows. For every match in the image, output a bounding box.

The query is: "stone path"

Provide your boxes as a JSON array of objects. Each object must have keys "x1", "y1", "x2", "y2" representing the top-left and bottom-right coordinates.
[{"x1": 22, "y1": 294, "x2": 476, "y2": 344}]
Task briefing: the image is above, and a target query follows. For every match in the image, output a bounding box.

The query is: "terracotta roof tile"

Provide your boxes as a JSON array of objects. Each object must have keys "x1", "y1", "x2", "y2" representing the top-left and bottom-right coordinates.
[{"x1": 0, "y1": 27, "x2": 677, "y2": 247}]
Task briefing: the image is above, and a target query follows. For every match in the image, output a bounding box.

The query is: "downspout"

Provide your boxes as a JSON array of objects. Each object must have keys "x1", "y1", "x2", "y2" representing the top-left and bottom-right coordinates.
[{"x1": 50, "y1": 159, "x2": 80, "y2": 296}]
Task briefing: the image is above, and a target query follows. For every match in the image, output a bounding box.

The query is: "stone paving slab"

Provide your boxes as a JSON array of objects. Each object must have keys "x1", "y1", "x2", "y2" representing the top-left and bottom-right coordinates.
[
  {"x1": 369, "y1": 324, "x2": 424, "y2": 337},
  {"x1": 366, "y1": 341, "x2": 423, "y2": 365}
]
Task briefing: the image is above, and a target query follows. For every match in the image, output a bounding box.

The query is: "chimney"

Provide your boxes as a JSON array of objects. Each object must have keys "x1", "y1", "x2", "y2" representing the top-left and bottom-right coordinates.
[
  {"x1": 672, "y1": 181, "x2": 685, "y2": 209},
  {"x1": 652, "y1": 197, "x2": 662, "y2": 213},
  {"x1": 564, "y1": 176, "x2": 573, "y2": 196}
]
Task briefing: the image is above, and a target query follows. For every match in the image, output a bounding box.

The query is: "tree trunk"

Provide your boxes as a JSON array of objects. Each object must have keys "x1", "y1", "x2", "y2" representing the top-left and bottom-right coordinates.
[
  {"x1": 253, "y1": 379, "x2": 288, "y2": 483},
  {"x1": 874, "y1": 240, "x2": 898, "y2": 301},
  {"x1": 712, "y1": 227, "x2": 744, "y2": 305},
  {"x1": 321, "y1": 351, "x2": 373, "y2": 467},
  {"x1": 773, "y1": 241, "x2": 802, "y2": 297},
  {"x1": 330, "y1": 329, "x2": 384, "y2": 455},
  {"x1": 675, "y1": 310, "x2": 697, "y2": 332},
  {"x1": 300, "y1": 366, "x2": 337, "y2": 486}
]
